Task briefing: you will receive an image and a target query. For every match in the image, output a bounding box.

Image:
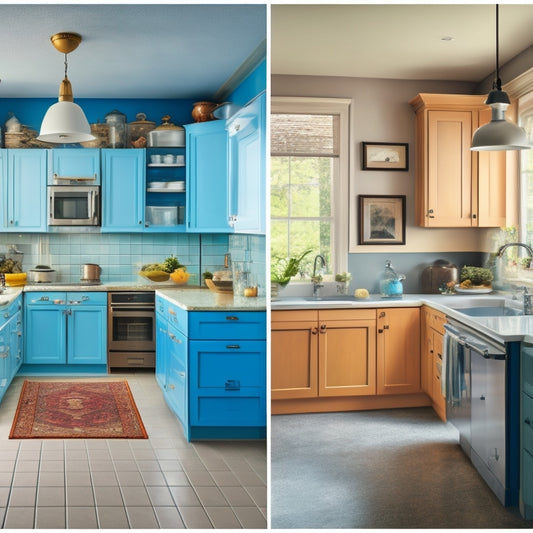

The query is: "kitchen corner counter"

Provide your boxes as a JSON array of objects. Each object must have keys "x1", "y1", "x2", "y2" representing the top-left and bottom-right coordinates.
[{"x1": 156, "y1": 288, "x2": 266, "y2": 311}]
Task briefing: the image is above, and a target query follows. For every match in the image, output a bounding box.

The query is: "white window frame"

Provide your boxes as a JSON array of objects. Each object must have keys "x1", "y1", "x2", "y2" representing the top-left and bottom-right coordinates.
[{"x1": 271, "y1": 96, "x2": 350, "y2": 273}]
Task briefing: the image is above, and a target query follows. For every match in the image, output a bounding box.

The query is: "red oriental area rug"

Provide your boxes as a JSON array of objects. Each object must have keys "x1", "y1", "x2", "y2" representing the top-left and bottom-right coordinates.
[{"x1": 9, "y1": 380, "x2": 148, "y2": 439}]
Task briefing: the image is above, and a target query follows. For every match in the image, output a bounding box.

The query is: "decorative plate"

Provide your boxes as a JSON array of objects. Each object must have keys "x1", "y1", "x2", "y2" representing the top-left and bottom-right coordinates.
[{"x1": 455, "y1": 285, "x2": 493, "y2": 294}]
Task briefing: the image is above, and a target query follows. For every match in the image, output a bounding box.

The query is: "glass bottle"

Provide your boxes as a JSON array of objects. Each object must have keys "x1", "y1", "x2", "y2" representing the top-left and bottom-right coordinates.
[
  {"x1": 379, "y1": 260, "x2": 405, "y2": 298},
  {"x1": 105, "y1": 109, "x2": 127, "y2": 148}
]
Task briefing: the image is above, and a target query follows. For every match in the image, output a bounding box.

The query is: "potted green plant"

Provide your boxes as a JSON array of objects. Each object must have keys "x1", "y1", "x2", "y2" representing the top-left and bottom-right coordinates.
[
  {"x1": 271, "y1": 250, "x2": 312, "y2": 296},
  {"x1": 335, "y1": 272, "x2": 352, "y2": 295}
]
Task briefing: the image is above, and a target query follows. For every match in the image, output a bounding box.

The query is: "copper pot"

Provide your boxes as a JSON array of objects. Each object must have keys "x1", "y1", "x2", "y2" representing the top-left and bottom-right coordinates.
[{"x1": 191, "y1": 101, "x2": 217, "y2": 123}]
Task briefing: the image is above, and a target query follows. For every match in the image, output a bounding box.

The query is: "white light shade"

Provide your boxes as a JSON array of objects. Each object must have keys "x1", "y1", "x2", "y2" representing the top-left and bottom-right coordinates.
[
  {"x1": 37, "y1": 101, "x2": 95, "y2": 144},
  {"x1": 471, "y1": 101, "x2": 530, "y2": 151}
]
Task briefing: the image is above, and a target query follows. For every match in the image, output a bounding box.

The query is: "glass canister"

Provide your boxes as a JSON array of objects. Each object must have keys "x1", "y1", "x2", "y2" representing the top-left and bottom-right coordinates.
[
  {"x1": 128, "y1": 112, "x2": 156, "y2": 147},
  {"x1": 232, "y1": 261, "x2": 258, "y2": 298},
  {"x1": 379, "y1": 260, "x2": 405, "y2": 298},
  {"x1": 105, "y1": 109, "x2": 127, "y2": 148}
]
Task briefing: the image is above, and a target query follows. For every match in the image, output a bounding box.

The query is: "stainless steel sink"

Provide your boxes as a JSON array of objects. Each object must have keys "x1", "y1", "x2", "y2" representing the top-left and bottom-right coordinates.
[{"x1": 448, "y1": 298, "x2": 523, "y2": 317}]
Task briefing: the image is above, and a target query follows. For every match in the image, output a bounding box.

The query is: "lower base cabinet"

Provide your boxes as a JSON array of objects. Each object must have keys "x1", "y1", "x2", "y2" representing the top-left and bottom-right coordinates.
[
  {"x1": 156, "y1": 295, "x2": 266, "y2": 441},
  {"x1": 520, "y1": 343, "x2": 533, "y2": 518},
  {"x1": 0, "y1": 295, "x2": 22, "y2": 402},
  {"x1": 24, "y1": 292, "x2": 107, "y2": 372},
  {"x1": 271, "y1": 307, "x2": 423, "y2": 414}
]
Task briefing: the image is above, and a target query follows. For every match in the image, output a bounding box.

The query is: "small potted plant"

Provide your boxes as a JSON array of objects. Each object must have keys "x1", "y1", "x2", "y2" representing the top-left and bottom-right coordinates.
[
  {"x1": 335, "y1": 272, "x2": 352, "y2": 295},
  {"x1": 271, "y1": 250, "x2": 312, "y2": 297}
]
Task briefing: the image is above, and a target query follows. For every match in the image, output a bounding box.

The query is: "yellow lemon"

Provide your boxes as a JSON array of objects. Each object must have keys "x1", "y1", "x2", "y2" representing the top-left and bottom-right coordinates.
[{"x1": 170, "y1": 268, "x2": 190, "y2": 285}]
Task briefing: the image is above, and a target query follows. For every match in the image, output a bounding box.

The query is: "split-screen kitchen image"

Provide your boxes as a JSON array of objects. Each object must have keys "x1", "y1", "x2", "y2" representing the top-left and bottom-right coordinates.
[{"x1": 1, "y1": 1, "x2": 533, "y2": 530}]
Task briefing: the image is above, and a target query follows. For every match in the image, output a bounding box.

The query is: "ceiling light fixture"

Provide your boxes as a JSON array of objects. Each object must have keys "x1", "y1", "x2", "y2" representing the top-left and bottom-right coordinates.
[
  {"x1": 37, "y1": 32, "x2": 95, "y2": 144},
  {"x1": 471, "y1": 5, "x2": 530, "y2": 151}
]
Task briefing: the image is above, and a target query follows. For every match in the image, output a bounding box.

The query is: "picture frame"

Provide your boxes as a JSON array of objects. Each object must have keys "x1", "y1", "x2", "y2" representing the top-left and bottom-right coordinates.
[
  {"x1": 362, "y1": 142, "x2": 409, "y2": 171},
  {"x1": 358, "y1": 195, "x2": 406, "y2": 245}
]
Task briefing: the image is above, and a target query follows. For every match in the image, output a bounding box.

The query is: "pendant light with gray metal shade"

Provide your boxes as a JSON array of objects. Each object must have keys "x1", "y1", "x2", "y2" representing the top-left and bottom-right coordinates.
[
  {"x1": 471, "y1": 5, "x2": 530, "y2": 151},
  {"x1": 37, "y1": 32, "x2": 95, "y2": 144}
]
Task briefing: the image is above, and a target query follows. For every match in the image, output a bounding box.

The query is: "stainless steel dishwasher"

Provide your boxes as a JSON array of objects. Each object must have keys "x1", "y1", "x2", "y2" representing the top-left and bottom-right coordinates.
[{"x1": 444, "y1": 319, "x2": 511, "y2": 506}]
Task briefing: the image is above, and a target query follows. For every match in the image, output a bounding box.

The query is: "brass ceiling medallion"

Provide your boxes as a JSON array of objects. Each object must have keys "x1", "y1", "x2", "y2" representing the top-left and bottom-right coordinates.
[{"x1": 50, "y1": 32, "x2": 82, "y2": 55}]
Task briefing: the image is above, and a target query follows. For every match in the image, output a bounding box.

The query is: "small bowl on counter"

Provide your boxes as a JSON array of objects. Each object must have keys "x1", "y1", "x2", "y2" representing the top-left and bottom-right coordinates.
[{"x1": 170, "y1": 268, "x2": 190, "y2": 285}]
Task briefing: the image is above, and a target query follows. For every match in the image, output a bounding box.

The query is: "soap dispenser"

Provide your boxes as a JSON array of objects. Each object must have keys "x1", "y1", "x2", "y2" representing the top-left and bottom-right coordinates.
[{"x1": 379, "y1": 260, "x2": 405, "y2": 298}]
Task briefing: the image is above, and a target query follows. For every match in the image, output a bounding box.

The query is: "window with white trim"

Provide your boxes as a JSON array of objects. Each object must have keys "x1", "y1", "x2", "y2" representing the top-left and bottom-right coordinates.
[{"x1": 270, "y1": 97, "x2": 350, "y2": 279}]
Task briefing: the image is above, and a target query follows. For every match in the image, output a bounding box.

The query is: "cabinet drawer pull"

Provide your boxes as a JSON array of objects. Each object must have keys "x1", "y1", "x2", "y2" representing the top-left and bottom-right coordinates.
[
  {"x1": 311, "y1": 327, "x2": 318, "y2": 335},
  {"x1": 0, "y1": 351, "x2": 8, "y2": 358},
  {"x1": 226, "y1": 344, "x2": 241, "y2": 349},
  {"x1": 225, "y1": 379, "x2": 240, "y2": 391},
  {"x1": 226, "y1": 316, "x2": 239, "y2": 321},
  {"x1": 168, "y1": 384, "x2": 175, "y2": 390},
  {"x1": 168, "y1": 309, "x2": 176, "y2": 316}
]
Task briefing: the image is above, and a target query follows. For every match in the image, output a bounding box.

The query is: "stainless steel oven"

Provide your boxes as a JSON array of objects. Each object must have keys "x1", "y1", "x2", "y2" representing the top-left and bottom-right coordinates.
[
  {"x1": 48, "y1": 185, "x2": 100, "y2": 226},
  {"x1": 107, "y1": 292, "x2": 155, "y2": 370}
]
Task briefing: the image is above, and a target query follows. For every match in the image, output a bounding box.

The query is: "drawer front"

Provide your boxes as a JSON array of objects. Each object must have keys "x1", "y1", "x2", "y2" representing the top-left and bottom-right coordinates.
[
  {"x1": 108, "y1": 352, "x2": 155, "y2": 368},
  {"x1": 190, "y1": 394, "x2": 265, "y2": 427},
  {"x1": 66, "y1": 292, "x2": 107, "y2": 306},
  {"x1": 189, "y1": 311, "x2": 266, "y2": 340},
  {"x1": 523, "y1": 392, "x2": 533, "y2": 455},
  {"x1": 190, "y1": 340, "x2": 265, "y2": 390},
  {"x1": 167, "y1": 302, "x2": 188, "y2": 335},
  {"x1": 156, "y1": 296, "x2": 168, "y2": 318},
  {"x1": 25, "y1": 292, "x2": 66, "y2": 305}
]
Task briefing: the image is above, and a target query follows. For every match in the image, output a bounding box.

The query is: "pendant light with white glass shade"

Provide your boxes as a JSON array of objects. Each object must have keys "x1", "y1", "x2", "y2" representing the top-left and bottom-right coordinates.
[
  {"x1": 37, "y1": 32, "x2": 95, "y2": 144},
  {"x1": 471, "y1": 5, "x2": 530, "y2": 151}
]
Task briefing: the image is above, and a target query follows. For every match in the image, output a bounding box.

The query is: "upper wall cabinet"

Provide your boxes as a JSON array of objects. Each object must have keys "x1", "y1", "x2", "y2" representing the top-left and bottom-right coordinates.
[
  {"x1": 228, "y1": 91, "x2": 266, "y2": 234},
  {"x1": 49, "y1": 149, "x2": 101, "y2": 185},
  {"x1": 185, "y1": 120, "x2": 229, "y2": 232},
  {"x1": 0, "y1": 149, "x2": 47, "y2": 232},
  {"x1": 101, "y1": 149, "x2": 145, "y2": 232},
  {"x1": 409, "y1": 93, "x2": 518, "y2": 228}
]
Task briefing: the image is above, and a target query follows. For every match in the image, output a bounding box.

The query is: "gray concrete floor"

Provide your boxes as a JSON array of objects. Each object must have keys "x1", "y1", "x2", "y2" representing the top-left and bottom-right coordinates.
[{"x1": 271, "y1": 407, "x2": 530, "y2": 529}]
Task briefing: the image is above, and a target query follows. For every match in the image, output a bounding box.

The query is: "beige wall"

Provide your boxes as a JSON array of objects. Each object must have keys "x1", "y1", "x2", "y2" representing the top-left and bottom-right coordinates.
[{"x1": 271, "y1": 74, "x2": 497, "y2": 253}]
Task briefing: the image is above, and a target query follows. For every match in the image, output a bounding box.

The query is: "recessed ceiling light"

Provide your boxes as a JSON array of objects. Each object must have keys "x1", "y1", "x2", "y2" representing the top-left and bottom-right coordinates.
[{"x1": 441, "y1": 36, "x2": 455, "y2": 42}]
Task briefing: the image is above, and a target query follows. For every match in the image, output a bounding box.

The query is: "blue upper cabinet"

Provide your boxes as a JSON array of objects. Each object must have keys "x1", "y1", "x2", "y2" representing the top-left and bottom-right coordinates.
[
  {"x1": 101, "y1": 149, "x2": 145, "y2": 232},
  {"x1": 3, "y1": 149, "x2": 47, "y2": 232},
  {"x1": 185, "y1": 120, "x2": 230, "y2": 232},
  {"x1": 228, "y1": 91, "x2": 266, "y2": 234},
  {"x1": 49, "y1": 148, "x2": 101, "y2": 185}
]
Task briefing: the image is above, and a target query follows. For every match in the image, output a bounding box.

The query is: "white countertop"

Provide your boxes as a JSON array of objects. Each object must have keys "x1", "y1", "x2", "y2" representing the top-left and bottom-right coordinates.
[{"x1": 271, "y1": 293, "x2": 533, "y2": 344}]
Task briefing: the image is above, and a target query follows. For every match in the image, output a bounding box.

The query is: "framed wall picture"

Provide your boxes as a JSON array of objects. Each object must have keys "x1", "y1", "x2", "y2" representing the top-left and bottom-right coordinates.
[
  {"x1": 358, "y1": 195, "x2": 406, "y2": 245},
  {"x1": 362, "y1": 142, "x2": 409, "y2": 170}
]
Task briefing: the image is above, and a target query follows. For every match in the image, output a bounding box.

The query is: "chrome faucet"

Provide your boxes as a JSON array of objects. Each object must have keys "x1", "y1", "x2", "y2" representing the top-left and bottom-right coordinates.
[
  {"x1": 522, "y1": 287, "x2": 533, "y2": 315},
  {"x1": 311, "y1": 254, "x2": 327, "y2": 298},
  {"x1": 497, "y1": 242, "x2": 533, "y2": 259}
]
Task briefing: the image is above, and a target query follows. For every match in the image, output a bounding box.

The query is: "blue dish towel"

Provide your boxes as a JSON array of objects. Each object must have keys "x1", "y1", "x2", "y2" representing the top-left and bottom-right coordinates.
[{"x1": 442, "y1": 332, "x2": 465, "y2": 406}]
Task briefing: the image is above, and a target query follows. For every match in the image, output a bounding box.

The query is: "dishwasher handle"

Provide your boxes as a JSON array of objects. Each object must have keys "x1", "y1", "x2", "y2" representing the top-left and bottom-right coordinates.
[
  {"x1": 444, "y1": 324, "x2": 466, "y2": 345},
  {"x1": 466, "y1": 339, "x2": 507, "y2": 360}
]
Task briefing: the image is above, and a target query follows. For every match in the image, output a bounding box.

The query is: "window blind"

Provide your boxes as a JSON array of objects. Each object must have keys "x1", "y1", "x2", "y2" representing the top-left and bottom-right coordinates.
[{"x1": 271, "y1": 113, "x2": 340, "y2": 157}]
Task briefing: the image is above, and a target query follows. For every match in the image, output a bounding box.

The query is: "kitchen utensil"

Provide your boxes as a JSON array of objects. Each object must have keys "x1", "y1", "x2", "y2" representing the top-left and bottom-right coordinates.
[
  {"x1": 105, "y1": 109, "x2": 127, "y2": 148},
  {"x1": 28, "y1": 265, "x2": 56, "y2": 283},
  {"x1": 128, "y1": 112, "x2": 156, "y2": 147},
  {"x1": 191, "y1": 101, "x2": 217, "y2": 122},
  {"x1": 212, "y1": 102, "x2": 242, "y2": 120},
  {"x1": 80, "y1": 263, "x2": 101, "y2": 282},
  {"x1": 421, "y1": 260, "x2": 458, "y2": 294},
  {"x1": 146, "y1": 206, "x2": 177, "y2": 226},
  {"x1": 147, "y1": 115, "x2": 185, "y2": 147}
]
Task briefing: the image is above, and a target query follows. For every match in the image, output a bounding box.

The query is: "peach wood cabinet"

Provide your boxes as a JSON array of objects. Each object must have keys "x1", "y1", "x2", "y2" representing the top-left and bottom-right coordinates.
[
  {"x1": 272, "y1": 307, "x2": 428, "y2": 414},
  {"x1": 421, "y1": 305, "x2": 447, "y2": 421},
  {"x1": 409, "y1": 93, "x2": 518, "y2": 228}
]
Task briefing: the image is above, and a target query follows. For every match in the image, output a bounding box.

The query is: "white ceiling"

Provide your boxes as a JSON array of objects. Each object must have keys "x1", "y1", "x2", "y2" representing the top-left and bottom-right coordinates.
[
  {"x1": 271, "y1": 3, "x2": 533, "y2": 83},
  {"x1": 0, "y1": 3, "x2": 266, "y2": 99}
]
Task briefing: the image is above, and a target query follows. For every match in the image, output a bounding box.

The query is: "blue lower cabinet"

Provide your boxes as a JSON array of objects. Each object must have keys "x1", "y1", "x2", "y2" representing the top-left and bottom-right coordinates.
[
  {"x1": 155, "y1": 295, "x2": 266, "y2": 440},
  {"x1": 0, "y1": 295, "x2": 23, "y2": 403},
  {"x1": 23, "y1": 292, "x2": 107, "y2": 373}
]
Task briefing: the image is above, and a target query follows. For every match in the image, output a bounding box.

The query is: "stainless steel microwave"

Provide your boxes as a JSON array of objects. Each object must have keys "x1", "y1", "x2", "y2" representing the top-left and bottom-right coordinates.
[{"x1": 48, "y1": 185, "x2": 100, "y2": 226}]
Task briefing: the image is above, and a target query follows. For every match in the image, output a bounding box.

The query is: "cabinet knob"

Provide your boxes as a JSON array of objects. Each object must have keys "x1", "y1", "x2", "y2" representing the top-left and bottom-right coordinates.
[
  {"x1": 427, "y1": 209, "x2": 435, "y2": 219},
  {"x1": 311, "y1": 327, "x2": 318, "y2": 335},
  {"x1": 525, "y1": 417, "x2": 531, "y2": 426},
  {"x1": 320, "y1": 324, "x2": 327, "y2": 333},
  {"x1": 168, "y1": 384, "x2": 175, "y2": 390},
  {"x1": 472, "y1": 214, "x2": 477, "y2": 219},
  {"x1": 379, "y1": 311, "x2": 386, "y2": 318}
]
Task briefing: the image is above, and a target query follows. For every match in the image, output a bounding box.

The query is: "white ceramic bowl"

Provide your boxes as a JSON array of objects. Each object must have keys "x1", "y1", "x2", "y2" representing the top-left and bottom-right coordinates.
[{"x1": 166, "y1": 181, "x2": 185, "y2": 190}]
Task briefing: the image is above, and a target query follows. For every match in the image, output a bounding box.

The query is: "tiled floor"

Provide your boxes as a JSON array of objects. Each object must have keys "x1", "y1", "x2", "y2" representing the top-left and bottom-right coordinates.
[{"x1": 0, "y1": 371, "x2": 267, "y2": 529}]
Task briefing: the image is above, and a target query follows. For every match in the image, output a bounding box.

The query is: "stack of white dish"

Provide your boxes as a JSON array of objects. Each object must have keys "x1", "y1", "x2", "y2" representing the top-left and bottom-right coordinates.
[{"x1": 166, "y1": 181, "x2": 185, "y2": 191}]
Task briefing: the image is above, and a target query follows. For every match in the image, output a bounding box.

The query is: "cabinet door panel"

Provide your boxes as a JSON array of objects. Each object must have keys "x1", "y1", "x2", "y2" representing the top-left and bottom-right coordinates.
[
  {"x1": 271, "y1": 321, "x2": 318, "y2": 399},
  {"x1": 319, "y1": 320, "x2": 376, "y2": 396},
  {"x1": 186, "y1": 121, "x2": 229, "y2": 232},
  {"x1": 50, "y1": 148, "x2": 100, "y2": 184},
  {"x1": 8, "y1": 149, "x2": 47, "y2": 232},
  {"x1": 24, "y1": 306, "x2": 66, "y2": 364},
  {"x1": 68, "y1": 307, "x2": 106, "y2": 364},
  {"x1": 427, "y1": 110, "x2": 473, "y2": 227},
  {"x1": 101, "y1": 149, "x2": 145, "y2": 231},
  {"x1": 377, "y1": 308, "x2": 421, "y2": 395}
]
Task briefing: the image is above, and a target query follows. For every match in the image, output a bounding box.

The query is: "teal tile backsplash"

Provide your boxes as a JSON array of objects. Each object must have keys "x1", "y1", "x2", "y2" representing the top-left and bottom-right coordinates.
[{"x1": 0, "y1": 233, "x2": 265, "y2": 288}]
